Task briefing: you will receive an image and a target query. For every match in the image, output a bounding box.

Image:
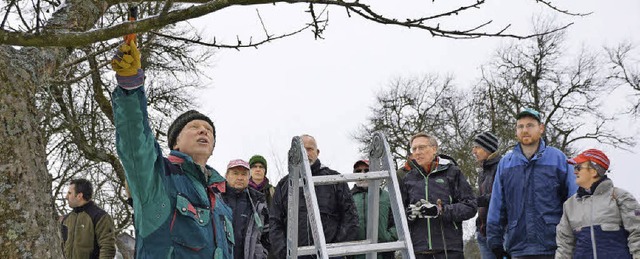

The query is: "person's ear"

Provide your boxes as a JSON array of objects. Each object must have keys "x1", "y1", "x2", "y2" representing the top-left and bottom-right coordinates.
[{"x1": 317, "y1": 149, "x2": 320, "y2": 156}]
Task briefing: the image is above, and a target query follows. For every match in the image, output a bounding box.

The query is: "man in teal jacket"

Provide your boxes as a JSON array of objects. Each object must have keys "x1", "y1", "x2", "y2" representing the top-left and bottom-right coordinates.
[
  {"x1": 111, "y1": 40, "x2": 234, "y2": 258},
  {"x1": 350, "y1": 159, "x2": 397, "y2": 259}
]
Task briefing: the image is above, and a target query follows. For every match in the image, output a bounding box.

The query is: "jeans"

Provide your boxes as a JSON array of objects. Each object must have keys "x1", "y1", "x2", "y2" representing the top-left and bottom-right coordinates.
[{"x1": 476, "y1": 231, "x2": 497, "y2": 259}]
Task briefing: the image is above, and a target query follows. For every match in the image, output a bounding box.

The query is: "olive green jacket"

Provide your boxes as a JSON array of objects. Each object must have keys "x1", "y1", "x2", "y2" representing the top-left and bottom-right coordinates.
[{"x1": 61, "y1": 201, "x2": 116, "y2": 259}]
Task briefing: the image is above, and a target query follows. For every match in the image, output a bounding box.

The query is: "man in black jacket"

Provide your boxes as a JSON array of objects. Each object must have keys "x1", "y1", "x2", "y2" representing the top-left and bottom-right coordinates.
[
  {"x1": 401, "y1": 133, "x2": 477, "y2": 259},
  {"x1": 222, "y1": 159, "x2": 270, "y2": 259},
  {"x1": 472, "y1": 132, "x2": 502, "y2": 259},
  {"x1": 270, "y1": 134, "x2": 359, "y2": 258}
]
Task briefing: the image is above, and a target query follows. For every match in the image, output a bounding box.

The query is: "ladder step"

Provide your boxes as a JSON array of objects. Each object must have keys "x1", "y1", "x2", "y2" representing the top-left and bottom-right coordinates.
[
  {"x1": 300, "y1": 171, "x2": 390, "y2": 186},
  {"x1": 298, "y1": 240, "x2": 408, "y2": 257}
]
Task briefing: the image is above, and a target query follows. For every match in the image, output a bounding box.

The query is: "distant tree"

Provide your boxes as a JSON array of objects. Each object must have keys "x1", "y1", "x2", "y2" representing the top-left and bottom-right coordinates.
[
  {"x1": 0, "y1": 0, "x2": 589, "y2": 256},
  {"x1": 606, "y1": 42, "x2": 640, "y2": 116},
  {"x1": 474, "y1": 20, "x2": 636, "y2": 154},
  {"x1": 354, "y1": 74, "x2": 479, "y2": 187}
]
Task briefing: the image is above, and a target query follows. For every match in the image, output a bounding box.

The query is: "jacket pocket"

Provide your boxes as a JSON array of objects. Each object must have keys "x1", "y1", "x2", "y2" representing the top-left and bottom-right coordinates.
[
  {"x1": 170, "y1": 194, "x2": 211, "y2": 252},
  {"x1": 600, "y1": 223, "x2": 621, "y2": 231},
  {"x1": 503, "y1": 220, "x2": 518, "y2": 250}
]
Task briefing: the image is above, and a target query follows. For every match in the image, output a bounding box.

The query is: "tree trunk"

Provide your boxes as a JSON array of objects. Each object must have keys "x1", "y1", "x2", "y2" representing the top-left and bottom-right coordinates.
[{"x1": 0, "y1": 46, "x2": 65, "y2": 258}]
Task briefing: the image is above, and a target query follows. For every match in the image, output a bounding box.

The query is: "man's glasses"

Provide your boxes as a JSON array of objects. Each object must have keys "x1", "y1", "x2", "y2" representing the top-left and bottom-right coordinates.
[
  {"x1": 354, "y1": 168, "x2": 369, "y2": 173},
  {"x1": 516, "y1": 123, "x2": 538, "y2": 131}
]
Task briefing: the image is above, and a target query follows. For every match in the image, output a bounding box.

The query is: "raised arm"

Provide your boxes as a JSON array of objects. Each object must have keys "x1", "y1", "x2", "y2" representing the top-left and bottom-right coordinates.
[{"x1": 111, "y1": 41, "x2": 166, "y2": 207}]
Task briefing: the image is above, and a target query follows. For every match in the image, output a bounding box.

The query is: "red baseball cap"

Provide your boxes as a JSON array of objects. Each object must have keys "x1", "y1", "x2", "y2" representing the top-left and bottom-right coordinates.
[
  {"x1": 227, "y1": 159, "x2": 250, "y2": 170},
  {"x1": 353, "y1": 159, "x2": 369, "y2": 169},
  {"x1": 568, "y1": 149, "x2": 610, "y2": 170}
]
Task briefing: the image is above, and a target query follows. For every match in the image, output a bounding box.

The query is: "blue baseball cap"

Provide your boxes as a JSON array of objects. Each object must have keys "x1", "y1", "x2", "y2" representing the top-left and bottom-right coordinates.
[{"x1": 516, "y1": 108, "x2": 542, "y2": 122}]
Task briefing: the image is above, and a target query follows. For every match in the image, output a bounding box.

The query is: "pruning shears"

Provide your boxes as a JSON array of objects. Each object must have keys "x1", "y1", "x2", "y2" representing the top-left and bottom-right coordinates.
[{"x1": 123, "y1": 7, "x2": 138, "y2": 44}]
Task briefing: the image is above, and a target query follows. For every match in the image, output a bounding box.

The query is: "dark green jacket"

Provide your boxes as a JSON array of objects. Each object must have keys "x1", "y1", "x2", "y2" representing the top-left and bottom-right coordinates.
[
  {"x1": 351, "y1": 186, "x2": 397, "y2": 259},
  {"x1": 61, "y1": 201, "x2": 116, "y2": 259}
]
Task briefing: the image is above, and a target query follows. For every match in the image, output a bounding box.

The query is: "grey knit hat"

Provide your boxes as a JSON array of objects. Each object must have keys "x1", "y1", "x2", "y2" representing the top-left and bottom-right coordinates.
[
  {"x1": 167, "y1": 110, "x2": 215, "y2": 150},
  {"x1": 474, "y1": 132, "x2": 499, "y2": 154}
]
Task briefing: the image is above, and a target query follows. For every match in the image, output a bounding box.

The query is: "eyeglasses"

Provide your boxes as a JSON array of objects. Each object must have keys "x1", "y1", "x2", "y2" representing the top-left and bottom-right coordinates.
[
  {"x1": 411, "y1": 144, "x2": 434, "y2": 153},
  {"x1": 516, "y1": 123, "x2": 539, "y2": 131},
  {"x1": 573, "y1": 164, "x2": 591, "y2": 171},
  {"x1": 354, "y1": 168, "x2": 369, "y2": 173}
]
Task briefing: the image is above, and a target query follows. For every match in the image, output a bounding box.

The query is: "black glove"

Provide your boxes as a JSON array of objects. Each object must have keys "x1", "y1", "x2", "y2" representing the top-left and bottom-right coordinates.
[
  {"x1": 492, "y1": 247, "x2": 510, "y2": 259},
  {"x1": 419, "y1": 203, "x2": 439, "y2": 217},
  {"x1": 477, "y1": 195, "x2": 490, "y2": 207}
]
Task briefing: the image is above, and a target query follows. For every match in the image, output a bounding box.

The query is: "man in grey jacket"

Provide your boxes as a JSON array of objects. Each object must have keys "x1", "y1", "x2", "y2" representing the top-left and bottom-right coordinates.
[
  {"x1": 223, "y1": 159, "x2": 270, "y2": 259},
  {"x1": 556, "y1": 149, "x2": 640, "y2": 259}
]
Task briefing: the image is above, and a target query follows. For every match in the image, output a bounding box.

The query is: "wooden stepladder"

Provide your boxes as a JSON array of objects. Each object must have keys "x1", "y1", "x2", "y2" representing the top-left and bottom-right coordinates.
[{"x1": 286, "y1": 132, "x2": 415, "y2": 259}]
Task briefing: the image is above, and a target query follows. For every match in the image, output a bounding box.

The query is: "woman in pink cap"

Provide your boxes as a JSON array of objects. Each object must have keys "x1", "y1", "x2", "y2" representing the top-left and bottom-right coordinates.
[{"x1": 555, "y1": 149, "x2": 640, "y2": 259}]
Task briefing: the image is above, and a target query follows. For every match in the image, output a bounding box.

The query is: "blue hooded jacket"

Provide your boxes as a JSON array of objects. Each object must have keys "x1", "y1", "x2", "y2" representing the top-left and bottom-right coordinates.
[{"x1": 486, "y1": 140, "x2": 577, "y2": 257}]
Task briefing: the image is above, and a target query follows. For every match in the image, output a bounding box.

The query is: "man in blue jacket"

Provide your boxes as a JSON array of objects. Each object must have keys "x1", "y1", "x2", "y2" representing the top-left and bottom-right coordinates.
[
  {"x1": 111, "y1": 40, "x2": 234, "y2": 258},
  {"x1": 486, "y1": 108, "x2": 578, "y2": 259}
]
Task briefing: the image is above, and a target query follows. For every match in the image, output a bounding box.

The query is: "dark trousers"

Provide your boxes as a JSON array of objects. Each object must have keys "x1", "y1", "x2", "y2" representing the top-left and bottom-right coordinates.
[
  {"x1": 512, "y1": 256, "x2": 554, "y2": 259},
  {"x1": 414, "y1": 251, "x2": 464, "y2": 259}
]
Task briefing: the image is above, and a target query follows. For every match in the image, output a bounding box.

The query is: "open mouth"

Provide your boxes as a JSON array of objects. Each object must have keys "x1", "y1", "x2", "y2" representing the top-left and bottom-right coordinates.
[{"x1": 197, "y1": 138, "x2": 209, "y2": 144}]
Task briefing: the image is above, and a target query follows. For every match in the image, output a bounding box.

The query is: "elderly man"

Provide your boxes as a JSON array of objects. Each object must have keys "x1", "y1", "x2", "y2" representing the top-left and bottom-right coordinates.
[
  {"x1": 111, "y1": 40, "x2": 233, "y2": 258},
  {"x1": 555, "y1": 149, "x2": 640, "y2": 259},
  {"x1": 400, "y1": 132, "x2": 477, "y2": 259},
  {"x1": 223, "y1": 159, "x2": 270, "y2": 259},
  {"x1": 486, "y1": 108, "x2": 577, "y2": 259},
  {"x1": 270, "y1": 134, "x2": 359, "y2": 258}
]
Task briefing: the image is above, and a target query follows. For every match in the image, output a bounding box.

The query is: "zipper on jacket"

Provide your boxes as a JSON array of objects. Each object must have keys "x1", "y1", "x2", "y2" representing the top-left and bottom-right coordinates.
[
  {"x1": 588, "y1": 197, "x2": 598, "y2": 259},
  {"x1": 419, "y1": 166, "x2": 433, "y2": 250}
]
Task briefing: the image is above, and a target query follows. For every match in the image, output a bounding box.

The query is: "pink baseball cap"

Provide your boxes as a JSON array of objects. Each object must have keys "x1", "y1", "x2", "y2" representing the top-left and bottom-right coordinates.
[
  {"x1": 227, "y1": 159, "x2": 250, "y2": 170},
  {"x1": 353, "y1": 159, "x2": 369, "y2": 169}
]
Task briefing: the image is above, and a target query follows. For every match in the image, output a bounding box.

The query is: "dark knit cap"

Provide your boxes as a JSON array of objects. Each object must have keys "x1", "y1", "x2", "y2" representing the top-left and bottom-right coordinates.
[
  {"x1": 249, "y1": 155, "x2": 267, "y2": 174},
  {"x1": 474, "y1": 132, "x2": 499, "y2": 154},
  {"x1": 167, "y1": 110, "x2": 215, "y2": 150}
]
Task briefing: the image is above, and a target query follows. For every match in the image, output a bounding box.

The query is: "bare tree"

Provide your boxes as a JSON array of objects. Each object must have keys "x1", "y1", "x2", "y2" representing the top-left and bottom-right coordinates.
[
  {"x1": 474, "y1": 20, "x2": 636, "y2": 154},
  {"x1": 354, "y1": 74, "x2": 479, "y2": 186},
  {"x1": 0, "y1": 0, "x2": 587, "y2": 256},
  {"x1": 606, "y1": 42, "x2": 640, "y2": 116}
]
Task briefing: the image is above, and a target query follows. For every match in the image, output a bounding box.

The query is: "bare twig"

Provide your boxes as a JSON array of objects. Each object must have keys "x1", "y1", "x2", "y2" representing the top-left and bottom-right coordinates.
[
  {"x1": 149, "y1": 24, "x2": 311, "y2": 50},
  {"x1": 535, "y1": 0, "x2": 592, "y2": 16}
]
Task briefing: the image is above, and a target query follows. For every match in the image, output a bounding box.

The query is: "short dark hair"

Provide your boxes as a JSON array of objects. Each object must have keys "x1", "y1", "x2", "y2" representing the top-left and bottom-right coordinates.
[{"x1": 70, "y1": 178, "x2": 93, "y2": 201}]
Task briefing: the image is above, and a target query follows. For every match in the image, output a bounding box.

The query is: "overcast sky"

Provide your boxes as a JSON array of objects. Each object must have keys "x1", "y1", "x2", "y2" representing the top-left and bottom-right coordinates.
[{"x1": 187, "y1": 0, "x2": 640, "y2": 198}]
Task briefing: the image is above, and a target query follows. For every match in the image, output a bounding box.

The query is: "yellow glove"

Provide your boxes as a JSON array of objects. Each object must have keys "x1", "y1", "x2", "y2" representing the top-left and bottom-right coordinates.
[{"x1": 111, "y1": 40, "x2": 141, "y2": 77}]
